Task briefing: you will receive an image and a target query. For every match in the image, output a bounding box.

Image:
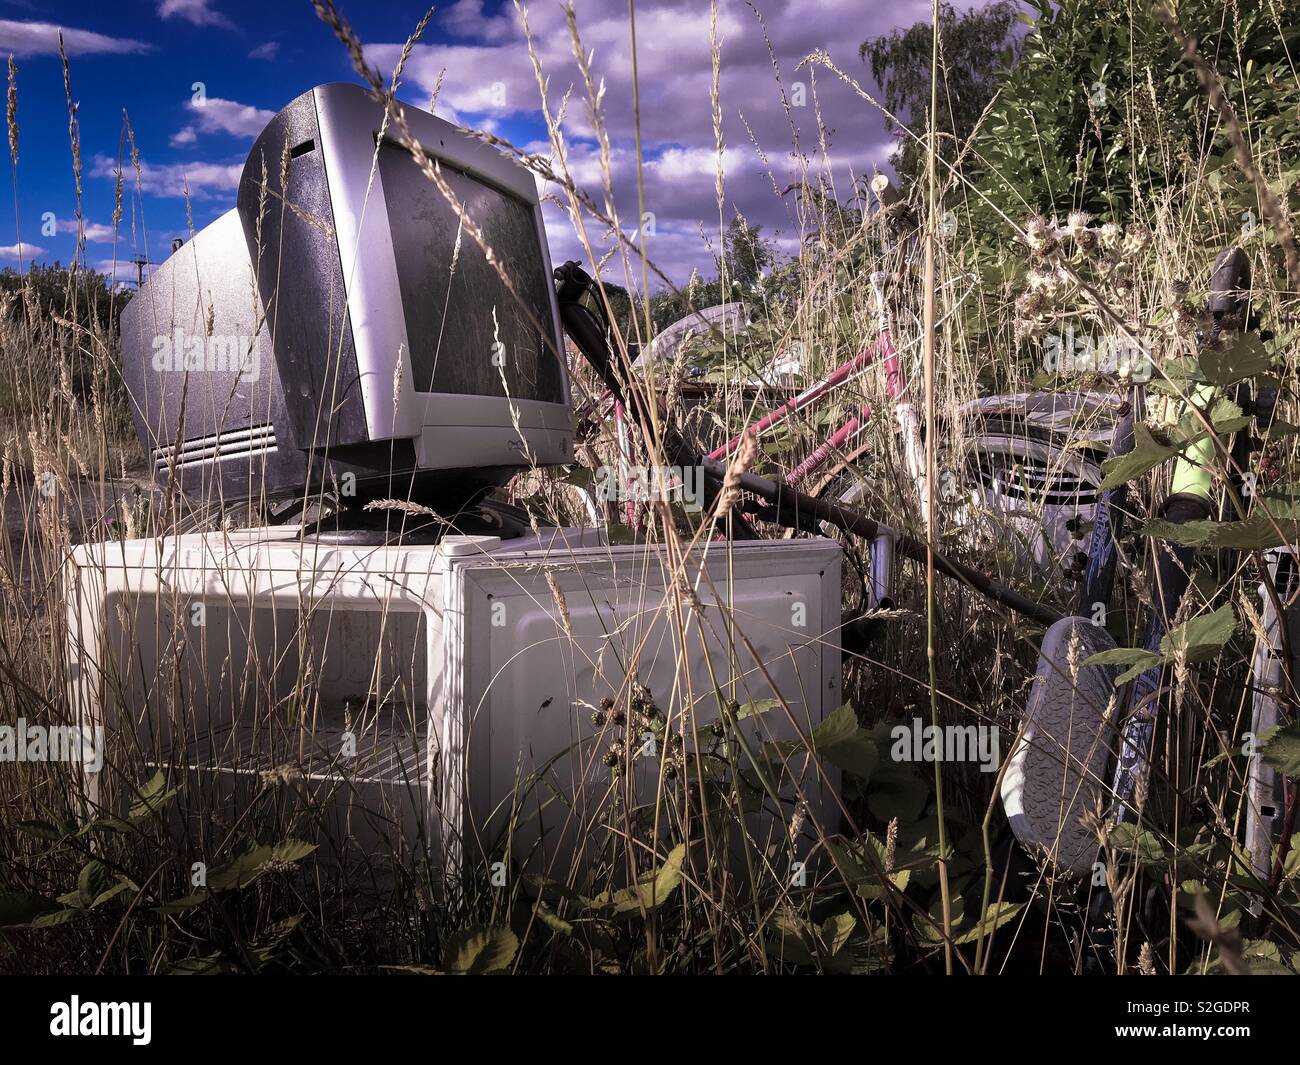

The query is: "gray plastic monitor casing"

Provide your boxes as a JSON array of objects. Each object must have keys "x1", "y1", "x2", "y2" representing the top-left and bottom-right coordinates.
[
  {"x1": 300, "y1": 83, "x2": 572, "y2": 467},
  {"x1": 125, "y1": 82, "x2": 574, "y2": 504}
]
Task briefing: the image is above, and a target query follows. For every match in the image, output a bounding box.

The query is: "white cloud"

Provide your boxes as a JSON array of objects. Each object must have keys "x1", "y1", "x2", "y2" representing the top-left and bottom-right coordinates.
[
  {"x1": 186, "y1": 97, "x2": 274, "y2": 137},
  {"x1": 157, "y1": 0, "x2": 232, "y2": 29},
  {"x1": 249, "y1": 41, "x2": 279, "y2": 60},
  {"x1": 0, "y1": 241, "x2": 44, "y2": 258},
  {"x1": 360, "y1": 0, "x2": 930, "y2": 282},
  {"x1": 0, "y1": 19, "x2": 151, "y2": 57},
  {"x1": 171, "y1": 97, "x2": 275, "y2": 147},
  {"x1": 91, "y1": 153, "x2": 242, "y2": 199},
  {"x1": 650, "y1": 145, "x2": 751, "y2": 183},
  {"x1": 56, "y1": 219, "x2": 117, "y2": 242}
]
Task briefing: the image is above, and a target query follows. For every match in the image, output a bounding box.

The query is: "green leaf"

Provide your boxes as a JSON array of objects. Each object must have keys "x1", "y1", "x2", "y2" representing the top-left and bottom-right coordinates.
[
  {"x1": 827, "y1": 839, "x2": 871, "y2": 885},
  {"x1": 953, "y1": 901, "x2": 1026, "y2": 944},
  {"x1": 157, "y1": 839, "x2": 317, "y2": 910},
  {"x1": 600, "y1": 843, "x2": 686, "y2": 913},
  {"x1": 1210, "y1": 412, "x2": 1252, "y2": 435},
  {"x1": 1084, "y1": 646, "x2": 1160, "y2": 685},
  {"x1": 1084, "y1": 646, "x2": 1162, "y2": 670},
  {"x1": 822, "y1": 736, "x2": 878, "y2": 779},
  {"x1": 1199, "y1": 938, "x2": 1295, "y2": 976},
  {"x1": 863, "y1": 744, "x2": 930, "y2": 824},
  {"x1": 75, "y1": 815, "x2": 133, "y2": 837},
  {"x1": 128, "y1": 770, "x2": 178, "y2": 822},
  {"x1": 269, "y1": 839, "x2": 318, "y2": 864},
  {"x1": 1261, "y1": 723, "x2": 1300, "y2": 779},
  {"x1": 763, "y1": 704, "x2": 877, "y2": 779},
  {"x1": 769, "y1": 912, "x2": 818, "y2": 966},
  {"x1": 444, "y1": 926, "x2": 519, "y2": 974},
  {"x1": 1160, "y1": 604, "x2": 1236, "y2": 661},
  {"x1": 819, "y1": 911, "x2": 857, "y2": 956},
  {"x1": 207, "y1": 847, "x2": 275, "y2": 892},
  {"x1": 1282, "y1": 835, "x2": 1300, "y2": 880},
  {"x1": 1144, "y1": 496, "x2": 1300, "y2": 549},
  {"x1": 0, "y1": 891, "x2": 62, "y2": 927},
  {"x1": 808, "y1": 704, "x2": 860, "y2": 747},
  {"x1": 76, "y1": 860, "x2": 111, "y2": 908},
  {"x1": 31, "y1": 908, "x2": 82, "y2": 929},
  {"x1": 17, "y1": 820, "x2": 65, "y2": 842},
  {"x1": 1109, "y1": 822, "x2": 1166, "y2": 864},
  {"x1": 1199, "y1": 334, "x2": 1272, "y2": 385},
  {"x1": 207, "y1": 839, "x2": 317, "y2": 892},
  {"x1": 1099, "y1": 423, "x2": 1175, "y2": 490},
  {"x1": 88, "y1": 881, "x2": 134, "y2": 910},
  {"x1": 827, "y1": 836, "x2": 909, "y2": 899},
  {"x1": 520, "y1": 873, "x2": 589, "y2": 910},
  {"x1": 809, "y1": 705, "x2": 878, "y2": 779},
  {"x1": 154, "y1": 891, "x2": 207, "y2": 914},
  {"x1": 169, "y1": 954, "x2": 236, "y2": 975},
  {"x1": 915, "y1": 893, "x2": 968, "y2": 944},
  {"x1": 1087, "y1": 606, "x2": 1236, "y2": 685},
  {"x1": 533, "y1": 903, "x2": 574, "y2": 936},
  {"x1": 736, "y1": 698, "x2": 781, "y2": 720}
]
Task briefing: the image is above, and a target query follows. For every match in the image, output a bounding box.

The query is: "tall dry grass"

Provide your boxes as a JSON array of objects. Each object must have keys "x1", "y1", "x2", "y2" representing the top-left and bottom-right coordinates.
[{"x1": 0, "y1": 1, "x2": 1296, "y2": 975}]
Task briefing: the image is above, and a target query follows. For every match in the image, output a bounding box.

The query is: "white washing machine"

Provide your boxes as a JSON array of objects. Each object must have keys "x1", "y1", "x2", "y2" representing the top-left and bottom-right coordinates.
[{"x1": 65, "y1": 529, "x2": 842, "y2": 882}]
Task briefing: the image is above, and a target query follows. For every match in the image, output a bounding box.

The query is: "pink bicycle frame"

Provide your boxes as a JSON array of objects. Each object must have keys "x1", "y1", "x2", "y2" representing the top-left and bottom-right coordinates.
[
  {"x1": 707, "y1": 331, "x2": 893, "y2": 463},
  {"x1": 708, "y1": 272, "x2": 924, "y2": 519},
  {"x1": 611, "y1": 272, "x2": 928, "y2": 535}
]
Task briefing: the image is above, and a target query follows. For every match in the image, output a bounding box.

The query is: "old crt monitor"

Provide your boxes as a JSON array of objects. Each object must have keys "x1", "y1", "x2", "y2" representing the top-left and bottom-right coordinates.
[{"x1": 119, "y1": 82, "x2": 572, "y2": 511}]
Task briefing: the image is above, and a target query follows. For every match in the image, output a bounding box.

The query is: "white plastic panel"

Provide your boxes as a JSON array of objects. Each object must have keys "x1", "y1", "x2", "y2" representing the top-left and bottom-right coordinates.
[{"x1": 441, "y1": 539, "x2": 842, "y2": 873}]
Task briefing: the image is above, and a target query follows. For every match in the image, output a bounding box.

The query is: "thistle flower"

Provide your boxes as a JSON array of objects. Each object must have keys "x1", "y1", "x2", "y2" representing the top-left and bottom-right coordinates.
[
  {"x1": 1025, "y1": 268, "x2": 1053, "y2": 294},
  {"x1": 1099, "y1": 222, "x2": 1122, "y2": 250},
  {"x1": 1123, "y1": 223, "x2": 1152, "y2": 256},
  {"x1": 1015, "y1": 288, "x2": 1048, "y2": 318},
  {"x1": 1023, "y1": 216, "x2": 1054, "y2": 253},
  {"x1": 1026, "y1": 266, "x2": 1068, "y2": 300}
]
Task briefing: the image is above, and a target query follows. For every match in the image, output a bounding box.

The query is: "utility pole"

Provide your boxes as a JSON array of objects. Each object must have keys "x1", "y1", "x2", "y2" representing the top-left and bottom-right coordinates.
[{"x1": 128, "y1": 253, "x2": 150, "y2": 289}]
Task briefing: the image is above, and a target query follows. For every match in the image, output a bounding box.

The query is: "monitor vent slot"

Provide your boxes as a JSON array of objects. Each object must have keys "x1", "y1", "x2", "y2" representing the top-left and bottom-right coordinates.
[{"x1": 153, "y1": 424, "x2": 277, "y2": 472}]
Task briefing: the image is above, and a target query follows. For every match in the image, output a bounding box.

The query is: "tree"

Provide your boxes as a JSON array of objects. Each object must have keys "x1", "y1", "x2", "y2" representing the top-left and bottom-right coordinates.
[
  {"x1": 969, "y1": 0, "x2": 1300, "y2": 226},
  {"x1": 0, "y1": 263, "x2": 130, "y2": 404},
  {"x1": 860, "y1": 1, "x2": 1021, "y2": 191},
  {"x1": 0, "y1": 262, "x2": 126, "y2": 332},
  {"x1": 717, "y1": 212, "x2": 773, "y2": 289}
]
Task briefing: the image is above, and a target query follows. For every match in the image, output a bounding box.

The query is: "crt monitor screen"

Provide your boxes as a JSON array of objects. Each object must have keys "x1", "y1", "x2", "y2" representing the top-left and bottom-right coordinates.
[{"x1": 376, "y1": 140, "x2": 564, "y2": 404}]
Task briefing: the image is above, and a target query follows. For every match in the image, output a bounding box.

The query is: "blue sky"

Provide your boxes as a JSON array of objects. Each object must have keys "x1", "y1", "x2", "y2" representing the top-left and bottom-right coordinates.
[{"x1": 0, "y1": 0, "x2": 981, "y2": 287}]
